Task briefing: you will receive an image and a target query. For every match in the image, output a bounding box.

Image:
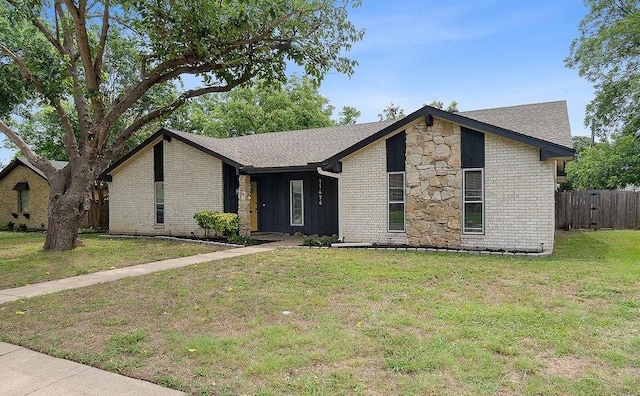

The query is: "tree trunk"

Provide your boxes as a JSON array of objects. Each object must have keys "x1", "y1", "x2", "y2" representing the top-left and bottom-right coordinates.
[{"x1": 43, "y1": 167, "x2": 92, "y2": 251}]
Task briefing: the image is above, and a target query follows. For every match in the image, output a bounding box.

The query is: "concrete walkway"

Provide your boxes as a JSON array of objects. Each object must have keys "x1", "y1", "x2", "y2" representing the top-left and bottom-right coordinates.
[
  {"x1": 0, "y1": 244, "x2": 279, "y2": 304},
  {"x1": 0, "y1": 238, "x2": 301, "y2": 395},
  {"x1": 0, "y1": 342, "x2": 184, "y2": 396}
]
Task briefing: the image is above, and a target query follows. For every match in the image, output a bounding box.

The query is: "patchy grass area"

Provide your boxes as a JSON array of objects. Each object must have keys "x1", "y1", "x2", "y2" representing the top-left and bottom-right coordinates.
[
  {"x1": 1, "y1": 230, "x2": 639, "y2": 395},
  {"x1": 0, "y1": 232, "x2": 228, "y2": 289}
]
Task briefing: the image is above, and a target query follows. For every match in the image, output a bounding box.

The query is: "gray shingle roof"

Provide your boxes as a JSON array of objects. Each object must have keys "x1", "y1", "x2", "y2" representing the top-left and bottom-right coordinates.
[
  {"x1": 166, "y1": 119, "x2": 397, "y2": 168},
  {"x1": 459, "y1": 100, "x2": 573, "y2": 148},
  {"x1": 0, "y1": 157, "x2": 67, "y2": 181},
  {"x1": 168, "y1": 100, "x2": 572, "y2": 169},
  {"x1": 105, "y1": 100, "x2": 572, "y2": 176},
  {"x1": 16, "y1": 157, "x2": 68, "y2": 179}
]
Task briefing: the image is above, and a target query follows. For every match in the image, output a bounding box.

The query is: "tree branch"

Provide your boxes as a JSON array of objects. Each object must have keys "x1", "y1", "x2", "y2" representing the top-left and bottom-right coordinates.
[
  {"x1": 0, "y1": 42, "x2": 80, "y2": 160},
  {"x1": 97, "y1": 72, "x2": 254, "y2": 171},
  {"x1": 63, "y1": 0, "x2": 106, "y2": 125},
  {"x1": 0, "y1": 119, "x2": 57, "y2": 177},
  {"x1": 94, "y1": 2, "x2": 109, "y2": 76}
]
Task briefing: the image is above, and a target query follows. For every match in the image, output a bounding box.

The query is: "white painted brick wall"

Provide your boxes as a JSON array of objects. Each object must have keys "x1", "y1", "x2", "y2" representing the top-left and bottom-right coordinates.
[
  {"x1": 109, "y1": 138, "x2": 224, "y2": 236},
  {"x1": 461, "y1": 134, "x2": 556, "y2": 253},
  {"x1": 341, "y1": 139, "x2": 408, "y2": 245},
  {"x1": 109, "y1": 142, "x2": 155, "y2": 234}
]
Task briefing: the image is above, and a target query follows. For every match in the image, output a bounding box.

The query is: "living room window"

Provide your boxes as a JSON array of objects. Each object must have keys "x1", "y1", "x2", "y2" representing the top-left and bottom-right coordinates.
[
  {"x1": 388, "y1": 172, "x2": 405, "y2": 231},
  {"x1": 463, "y1": 169, "x2": 483, "y2": 234},
  {"x1": 290, "y1": 180, "x2": 304, "y2": 226}
]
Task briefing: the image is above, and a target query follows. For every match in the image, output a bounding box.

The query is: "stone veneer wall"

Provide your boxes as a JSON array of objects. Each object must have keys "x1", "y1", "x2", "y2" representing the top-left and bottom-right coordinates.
[
  {"x1": 461, "y1": 134, "x2": 556, "y2": 253},
  {"x1": 0, "y1": 165, "x2": 50, "y2": 229},
  {"x1": 110, "y1": 138, "x2": 224, "y2": 236},
  {"x1": 405, "y1": 118, "x2": 462, "y2": 247},
  {"x1": 237, "y1": 175, "x2": 251, "y2": 237}
]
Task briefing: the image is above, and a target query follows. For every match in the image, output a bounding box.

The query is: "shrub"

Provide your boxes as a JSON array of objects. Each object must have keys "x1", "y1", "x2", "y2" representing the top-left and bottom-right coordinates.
[
  {"x1": 18, "y1": 223, "x2": 27, "y2": 232},
  {"x1": 229, "y1": 234, "x2": 253, "y2": 245},
  {"x1": 193, "y1": 211, "x2": 240, "y2": 238},
  {"x1": 303, "y1": 238, "x2": 320, "y2": 247},
  {"x1": 303, "y1": 236, "x2": 338, "y2": 247}
]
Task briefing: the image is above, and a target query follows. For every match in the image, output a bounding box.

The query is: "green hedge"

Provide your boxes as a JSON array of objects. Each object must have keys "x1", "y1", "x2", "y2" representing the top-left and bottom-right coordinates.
[{"x1": 193, "y1": 211, "x2": 240, "y2": 238}]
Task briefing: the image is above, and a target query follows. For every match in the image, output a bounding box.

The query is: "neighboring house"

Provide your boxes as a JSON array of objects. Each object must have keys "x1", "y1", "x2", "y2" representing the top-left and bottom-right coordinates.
[
  {"x1": 0, "y1": 157, "x2": 67, "y2": 229},
  {"x1": 102, "y1": 100, "x2": 574, "y2": 253}
]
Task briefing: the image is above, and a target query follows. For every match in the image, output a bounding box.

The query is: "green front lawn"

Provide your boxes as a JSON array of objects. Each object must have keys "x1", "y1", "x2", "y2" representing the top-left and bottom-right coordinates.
[
  {"x1": 0, "y1": 232, "x2": 227, "y2": 289},
  {"x1": 0, "y1": 230, "x2": 638, "y2": 395}
]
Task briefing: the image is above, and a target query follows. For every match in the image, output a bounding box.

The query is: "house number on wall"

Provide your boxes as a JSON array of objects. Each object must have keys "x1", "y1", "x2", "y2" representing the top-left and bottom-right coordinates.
[{"x1": 318, "y1": 178, "x2": 323, "y2": 206}]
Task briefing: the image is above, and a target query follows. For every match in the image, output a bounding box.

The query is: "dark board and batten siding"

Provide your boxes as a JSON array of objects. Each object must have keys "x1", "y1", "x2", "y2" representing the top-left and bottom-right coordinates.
[
  {"x1": 386, "y1": 131, "x2": 406, "y2": 172},
  {"x1": 556, "y1": 190, "x2": 640, "y2": 230},
  {"x1": 254, "y1": 171, "x2": 338, "y2": 236},
  {"x1": 223, "y1": 163, "x2": 239, "y2": 213},
  {"x1": 461, "y1": 127, "x2": 485, "y2": 169}
]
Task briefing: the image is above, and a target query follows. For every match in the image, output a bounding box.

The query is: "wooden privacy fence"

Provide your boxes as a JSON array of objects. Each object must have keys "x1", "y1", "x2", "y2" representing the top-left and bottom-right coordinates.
[{"x1": 555, "y1": 190, "x2": 640, "y2": 230}]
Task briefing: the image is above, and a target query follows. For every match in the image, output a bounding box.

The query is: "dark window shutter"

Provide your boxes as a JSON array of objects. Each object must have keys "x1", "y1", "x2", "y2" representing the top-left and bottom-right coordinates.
[
  {"x1": 154, "y1": 142, "x2": 164, "y2": 182},
  {"x1": 386, "y1": 131, "x2": 406, "y2": 172},
  {"x1": 461, "y1": 128, "x2": 485, "y2": 168}
]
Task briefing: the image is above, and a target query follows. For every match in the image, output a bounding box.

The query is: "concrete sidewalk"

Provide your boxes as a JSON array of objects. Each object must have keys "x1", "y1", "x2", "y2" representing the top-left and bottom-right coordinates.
[
  {"x1": 0, "y1": 342, "x2": 185, "y2": 396},
  {"x1": 0, "y1": 238, "x2": 301, "y2": 395},
  {"x1": 0, "y1": 244, "x2": 277, "y2": 304}
]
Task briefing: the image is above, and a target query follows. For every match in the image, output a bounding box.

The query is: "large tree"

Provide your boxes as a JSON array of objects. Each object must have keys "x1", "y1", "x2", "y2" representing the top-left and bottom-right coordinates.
[
  {"x1": 566, "y1": 0, "x2": 640, "y2": 141},
  {"x1": 0, "y1": 0, "x2": 363, "y2": 251},
  {"x1": 564, "y1": 134, "x2": 640, "y2": 190},
  {"x1": 169, "y1": 75, "x2": 339, "y2": 137}
]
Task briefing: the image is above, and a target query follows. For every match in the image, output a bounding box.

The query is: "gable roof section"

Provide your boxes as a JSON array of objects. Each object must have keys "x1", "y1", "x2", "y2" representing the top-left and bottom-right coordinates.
[
  {"x1": 0, "y1": 157, "x2": 67, "y2": 182},
  {"x1": 102, "y1": 121, "x2": 396, "y2": 178},
  {"x1": 459, "y1": 100, "x2": 573, "y2": 148},
  {"x1": 102, "y1": 100, "x2": 574, "y2": 178},
  {"x1": 325, "y1": 101, "x2": 574, "y2": 166}
]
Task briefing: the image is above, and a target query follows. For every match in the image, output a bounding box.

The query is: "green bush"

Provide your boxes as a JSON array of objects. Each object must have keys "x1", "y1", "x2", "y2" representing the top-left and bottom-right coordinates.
[
  {"x1": 303, "y1": 238, "x2": 320, "y2": 247},
  {"x1": 193, "y1": 211, "x2": 240, "y2": 238}
]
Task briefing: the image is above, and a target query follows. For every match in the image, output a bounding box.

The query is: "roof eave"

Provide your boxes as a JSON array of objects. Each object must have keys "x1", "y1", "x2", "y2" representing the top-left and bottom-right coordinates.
[
  {"x1": 99, "y1": 128, "x2": 245, "y2": 181},
  {"x1": 322, "y1": 105, "x2": 575, "y2": 166},
  {"x1": 239, "y1": 164, "x2": 321, "y2": 174},
  {"x1": 0, "y1": 158, "x2": 50, "y2": 182}
]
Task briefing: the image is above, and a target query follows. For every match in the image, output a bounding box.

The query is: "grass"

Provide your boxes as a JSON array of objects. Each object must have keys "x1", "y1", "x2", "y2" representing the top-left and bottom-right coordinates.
[
  {"x1": 1, "y1": 230, "x2": 639, "y2": 395},
  {"x1": 0, "y1": 232, "x2": 227, "y2": 289}
]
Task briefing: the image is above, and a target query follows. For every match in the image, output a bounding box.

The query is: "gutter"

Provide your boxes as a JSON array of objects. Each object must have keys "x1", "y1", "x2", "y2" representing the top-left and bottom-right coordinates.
[{"x1": 316, "y1": 167, "x2": 343, "y2": 242}]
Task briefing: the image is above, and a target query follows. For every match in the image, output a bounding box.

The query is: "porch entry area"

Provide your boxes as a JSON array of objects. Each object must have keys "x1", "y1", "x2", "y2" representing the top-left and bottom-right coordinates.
[{"x1": 249, "y1": 171, "x2": 338, "y2": 236}]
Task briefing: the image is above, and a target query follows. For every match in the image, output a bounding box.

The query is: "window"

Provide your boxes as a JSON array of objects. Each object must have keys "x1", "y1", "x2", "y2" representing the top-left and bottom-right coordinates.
[
  {"x1": 463, "y1": 169, "x2": 483, "y2": 234},
  {"x1": 290, "y1": 180, "x2": 304, "y2": 226},
  {"x1": 155, "y1": 182, "x2": 164, "y2": 224},
  {"x1": 18, "y1": 190, "x2": 29, "y2": 213},
  {"x1": 388, "y1": 172, "x2": 405, "y2": 231}
]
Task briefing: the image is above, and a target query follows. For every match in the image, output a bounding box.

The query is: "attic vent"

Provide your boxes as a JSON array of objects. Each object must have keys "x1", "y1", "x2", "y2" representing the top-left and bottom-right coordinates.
[{"x1": 12, "y1": 182, "x2": 29, "y2": 191}]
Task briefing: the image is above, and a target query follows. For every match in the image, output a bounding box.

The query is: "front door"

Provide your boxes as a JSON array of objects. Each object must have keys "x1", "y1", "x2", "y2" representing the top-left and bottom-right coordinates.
[{"x1": 250, "y1": 181, "x2": 258, "y2": 231}]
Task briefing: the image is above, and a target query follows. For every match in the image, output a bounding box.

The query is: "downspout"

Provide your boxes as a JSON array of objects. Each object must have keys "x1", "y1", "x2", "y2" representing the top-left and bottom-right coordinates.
[{"x1": 316, "y1": 167, "x2": 343, "y2": 241}]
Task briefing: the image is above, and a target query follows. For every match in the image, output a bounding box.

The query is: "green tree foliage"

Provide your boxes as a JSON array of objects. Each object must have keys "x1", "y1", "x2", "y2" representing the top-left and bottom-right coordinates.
[
  {"x1": 572, "y1": 135, "x2": 593, "y2": 154},
  {"x1": 170, "y1": 76, "x2": 337, "y2": 136},
  {"x1": 565, "y1": 134, "x2": 640, "y2": 189},
  {"x1": 566, "y1": 0, "x2": 640, "y2": 139},
  {"x1": 0, "y1": 0, "x2": 363, "y2": 250},
  {"x1": 338, "y1": 105, "x2": 361, "y2": 125},
  {"x1": 427, "y1": 100, "x2": 459, "y2": 112},
  {"x1": 378, "y1": 102, "x2": 405, "y2": 121}
]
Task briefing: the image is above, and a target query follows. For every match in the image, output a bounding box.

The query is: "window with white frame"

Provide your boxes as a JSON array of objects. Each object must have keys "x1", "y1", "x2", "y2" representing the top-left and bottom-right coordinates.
[
  {"x1": 155, "y1": 181, "x2": 164, "y2": 224},
  {"x1": 18, "y1": 190, "x2": 29, "y2": 213},
  {"x1": 290, "y1": 180, "x2": 304, "y2": 226},
  {"x1": 388, "y1": 172, "x2": 405, "y2": 231},
  {"x1": 463, "y1": 169, "x2": 483, "y2": 233}
]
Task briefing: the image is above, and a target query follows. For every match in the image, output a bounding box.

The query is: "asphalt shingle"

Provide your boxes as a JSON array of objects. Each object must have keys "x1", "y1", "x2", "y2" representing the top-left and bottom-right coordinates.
[{"x1": 163, "y1": 100, "x2": 572, "y2": 170}]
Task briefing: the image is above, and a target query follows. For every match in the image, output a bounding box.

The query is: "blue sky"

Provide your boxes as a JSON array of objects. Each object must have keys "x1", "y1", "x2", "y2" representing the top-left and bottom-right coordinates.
[{"x1": 0, "y1": 0, "x2": 592, "y2": 166}]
